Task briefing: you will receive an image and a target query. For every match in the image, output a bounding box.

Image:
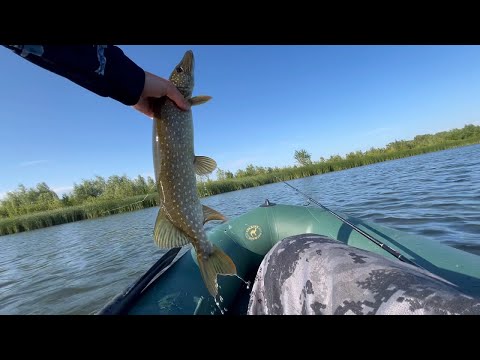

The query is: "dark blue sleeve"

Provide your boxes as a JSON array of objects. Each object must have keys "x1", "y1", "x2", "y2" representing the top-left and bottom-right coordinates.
[{"x1": 2, "y1": 45, "x2": 145, "y2": 106}]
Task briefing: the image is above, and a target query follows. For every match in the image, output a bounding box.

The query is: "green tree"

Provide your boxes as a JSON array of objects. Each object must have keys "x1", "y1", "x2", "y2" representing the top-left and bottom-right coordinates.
[
  {"x1": 61, "y1": 194, "x2": 73, "y2": 206},
  {"x1": 72, "y1": 176, "x2": 105, "y2": 203},
  {"x1": 0, "y1": 182, "x2": 61, "y2": 216},
  {"x1": 216, "y1": 168, "x2": 226, "y2": 181},
  {"x1": 235, "y1": 169, "x2": 246, "y2": 178},
  {"x1": 0, "y1": 206, "x2": 8, "y2": 218},
  {"x1": 146, "y1": 176, "x2": 156, "y2": 192},
  {"x1": 329, "y1": 154, "x2": 343, "y2": 162},
  {"x1": 103, "y1": 175, "x2": 136, "y2": 199},
  {"x1": 294, "y1": 149, "x2": 312, "y2": 166},
  {"x1": 134, "y1": 175, "x2": 149, "y2": 194},
  {"x1": 245, "y1": 164, "x2": 257, "y2": 177}
]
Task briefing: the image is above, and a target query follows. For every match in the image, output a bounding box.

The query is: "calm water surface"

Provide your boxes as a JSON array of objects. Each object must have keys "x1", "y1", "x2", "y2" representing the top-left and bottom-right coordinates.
[{"x1": 1, "y1": 145, "x2": 479, "y2": 314}]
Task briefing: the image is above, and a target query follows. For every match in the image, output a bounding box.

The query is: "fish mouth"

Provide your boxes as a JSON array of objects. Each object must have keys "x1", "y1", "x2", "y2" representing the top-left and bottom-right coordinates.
[{"x1": 179, "y1": 50, "x2": 194, "y2": 73}]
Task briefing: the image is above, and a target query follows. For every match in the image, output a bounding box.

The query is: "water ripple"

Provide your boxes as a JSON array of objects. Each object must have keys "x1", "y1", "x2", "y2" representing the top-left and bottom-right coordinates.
[{"x1": 0, "y1": 144, "x2": 479, "y2": 314}]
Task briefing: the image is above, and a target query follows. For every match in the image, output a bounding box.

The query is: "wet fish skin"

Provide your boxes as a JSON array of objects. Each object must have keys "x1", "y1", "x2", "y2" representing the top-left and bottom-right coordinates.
[{"x1": 151, "y1": 50, "x2": 236, "y2": 297}]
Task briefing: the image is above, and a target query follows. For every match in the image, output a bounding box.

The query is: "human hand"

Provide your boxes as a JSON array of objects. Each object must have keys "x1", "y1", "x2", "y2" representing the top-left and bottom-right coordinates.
[{"x1": 133, "y1": 71, "x2": 190, "y2": 118}]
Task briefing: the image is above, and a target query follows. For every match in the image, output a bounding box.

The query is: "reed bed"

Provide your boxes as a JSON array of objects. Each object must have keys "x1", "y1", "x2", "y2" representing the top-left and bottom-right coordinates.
[
  {"x1": 2, "y1": 138, "x2": 479, "y2": 235},
  {"x1": 0, "y1": 194, "x2": 159, "y2": 236}
]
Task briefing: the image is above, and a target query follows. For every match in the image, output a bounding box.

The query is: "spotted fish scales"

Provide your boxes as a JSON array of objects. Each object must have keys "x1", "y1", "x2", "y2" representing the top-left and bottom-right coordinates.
[{"x1": 151, "y1": 50, "x2": 236, "y2": 297}]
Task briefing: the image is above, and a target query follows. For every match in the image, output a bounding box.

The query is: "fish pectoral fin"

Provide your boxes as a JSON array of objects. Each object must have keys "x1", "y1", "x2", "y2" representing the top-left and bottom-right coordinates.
[
  {"x1": 189, "y1": 95, "x2": 212, "y2": 106},
  {"x1": 153, "y1": 210, "x2": 191, "y2": 248},
  {"x1": 202, "y1": 205, "x2": 227, "y2": 224},
  {"x1": 197, "y1": 245, "x2": 237, "y2": 297},
  {"x1": 194, "y1": 156, "x2": 217, "y2": 175}
]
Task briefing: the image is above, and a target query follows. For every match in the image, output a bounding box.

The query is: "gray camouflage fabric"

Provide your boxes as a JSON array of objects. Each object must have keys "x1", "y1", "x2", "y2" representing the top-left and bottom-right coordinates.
[{"x1": 247, "y1": 234, "x2": 480, "y2": 315}]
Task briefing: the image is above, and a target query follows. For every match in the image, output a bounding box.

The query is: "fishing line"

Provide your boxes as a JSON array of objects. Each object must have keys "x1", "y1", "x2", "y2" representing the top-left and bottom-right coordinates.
[
  {"x1": 100, "y1": 194, "x2": 150, "y2": 215},
  {"x1": 279, "y1": 178, "x2": 424, "y2": 269}
]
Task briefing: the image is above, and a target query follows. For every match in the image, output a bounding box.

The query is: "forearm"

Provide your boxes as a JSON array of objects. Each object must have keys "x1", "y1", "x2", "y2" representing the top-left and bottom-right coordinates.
[{"x1": 3, "y1": 45, "x2": 145, "y2": 106}]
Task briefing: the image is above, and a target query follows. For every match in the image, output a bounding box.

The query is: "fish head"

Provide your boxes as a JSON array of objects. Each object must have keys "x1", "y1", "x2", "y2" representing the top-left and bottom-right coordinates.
[{"x1": 169, "y1": 50, "x2": 194, "y2": 97}]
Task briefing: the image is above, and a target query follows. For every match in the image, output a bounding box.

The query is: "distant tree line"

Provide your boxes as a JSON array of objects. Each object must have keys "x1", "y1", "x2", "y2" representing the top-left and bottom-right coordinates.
[
  {"x1": 213, "y1": 124, "x2": 480, "y2": 178},
  {"x1": 2, "y1": 123, "x2": 480, "y2": 220},
  {"x1": 0, "y1": 175, "x2": 156, "y2": 218}
]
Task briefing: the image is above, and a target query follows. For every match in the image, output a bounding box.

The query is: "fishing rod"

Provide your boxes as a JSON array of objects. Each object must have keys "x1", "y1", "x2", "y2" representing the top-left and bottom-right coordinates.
[{"x1": 280, "y1": 179, "x2": 423, "y2": 269}]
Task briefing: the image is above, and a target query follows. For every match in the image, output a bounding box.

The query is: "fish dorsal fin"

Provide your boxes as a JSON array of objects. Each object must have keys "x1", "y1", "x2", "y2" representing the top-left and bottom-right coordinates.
[
  {"x1": 194, "y1": 156, "x2": 217, "y2": 175},
  {"x1": 202, "y1": 205, "x2": 227, "y2": 224},
  {"x1": 153, "y1": 209, "x2": 191, "y2": 248},
  {"x1": 189, "y1": 96, "x2": 212, "y2": 106}
]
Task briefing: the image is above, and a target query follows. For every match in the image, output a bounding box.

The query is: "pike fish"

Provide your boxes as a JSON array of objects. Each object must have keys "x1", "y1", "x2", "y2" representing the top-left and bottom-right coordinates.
[{"x1": 151, "y1": 50, "x2": 237, "y2": 297}]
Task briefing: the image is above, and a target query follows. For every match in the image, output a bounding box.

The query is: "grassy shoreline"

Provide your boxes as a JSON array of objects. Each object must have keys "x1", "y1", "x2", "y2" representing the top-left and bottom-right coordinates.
[
  {"x1": 198, "y1": 141, "x2": 479, "y2": 197},
  {"x1": 0, "y1": 194, "x2": 159, "y2": 236},
  {"x1": 1, "y1": 139, "x2": 479, "y2": 236}
]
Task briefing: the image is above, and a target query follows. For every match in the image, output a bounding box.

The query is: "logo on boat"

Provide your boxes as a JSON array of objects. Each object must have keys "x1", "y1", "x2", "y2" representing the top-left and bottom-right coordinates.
[{"x1": 245, "y1": 225, "x2": 262, "y2": 241}]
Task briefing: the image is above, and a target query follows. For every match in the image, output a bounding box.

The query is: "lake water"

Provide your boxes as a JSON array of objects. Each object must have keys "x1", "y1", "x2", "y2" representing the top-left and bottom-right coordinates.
[{"x1": 1, "y1": 144, "x2": 479, "y2": 314}]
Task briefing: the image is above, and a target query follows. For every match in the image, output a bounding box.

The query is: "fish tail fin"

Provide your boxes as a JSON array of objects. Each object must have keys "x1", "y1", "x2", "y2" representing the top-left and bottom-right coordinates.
[{"x1": 197, "y1": 245, "x2": 237, "y2": 297}]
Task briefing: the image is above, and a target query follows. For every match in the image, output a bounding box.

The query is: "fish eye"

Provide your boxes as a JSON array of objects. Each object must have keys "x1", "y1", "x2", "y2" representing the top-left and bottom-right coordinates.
[{"x1": 176, "y1": 67, "x2": 184, "y2": 73}]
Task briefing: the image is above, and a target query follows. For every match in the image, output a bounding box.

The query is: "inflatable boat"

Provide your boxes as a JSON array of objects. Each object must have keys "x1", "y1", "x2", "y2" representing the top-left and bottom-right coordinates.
[{"x1": 97, "y1": 197, "x2": 480, "y2": 315}]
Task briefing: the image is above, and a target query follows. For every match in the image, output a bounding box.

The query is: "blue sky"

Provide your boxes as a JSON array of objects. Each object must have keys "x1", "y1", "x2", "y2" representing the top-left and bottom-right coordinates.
[{"x1": 1, "y1": 45, "x2": 480, "y2": 198}]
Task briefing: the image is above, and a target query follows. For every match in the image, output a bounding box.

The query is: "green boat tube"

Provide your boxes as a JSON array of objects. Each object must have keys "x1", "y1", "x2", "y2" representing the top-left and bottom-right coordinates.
[{"x1": 97, "y1": 200, "x2": 480, "y2": 315}]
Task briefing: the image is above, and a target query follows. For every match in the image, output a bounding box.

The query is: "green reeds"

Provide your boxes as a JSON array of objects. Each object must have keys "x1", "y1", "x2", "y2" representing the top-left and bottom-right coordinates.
[
  {"x1": 2, "y1": 138, "x2": 479, "y2": 236},
  {"x1": 197, "y1": 140, "x2": 480, "y2": 197},
  {"x1": 0, "y1": 194, "x2": 159, "y2": 236}
]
